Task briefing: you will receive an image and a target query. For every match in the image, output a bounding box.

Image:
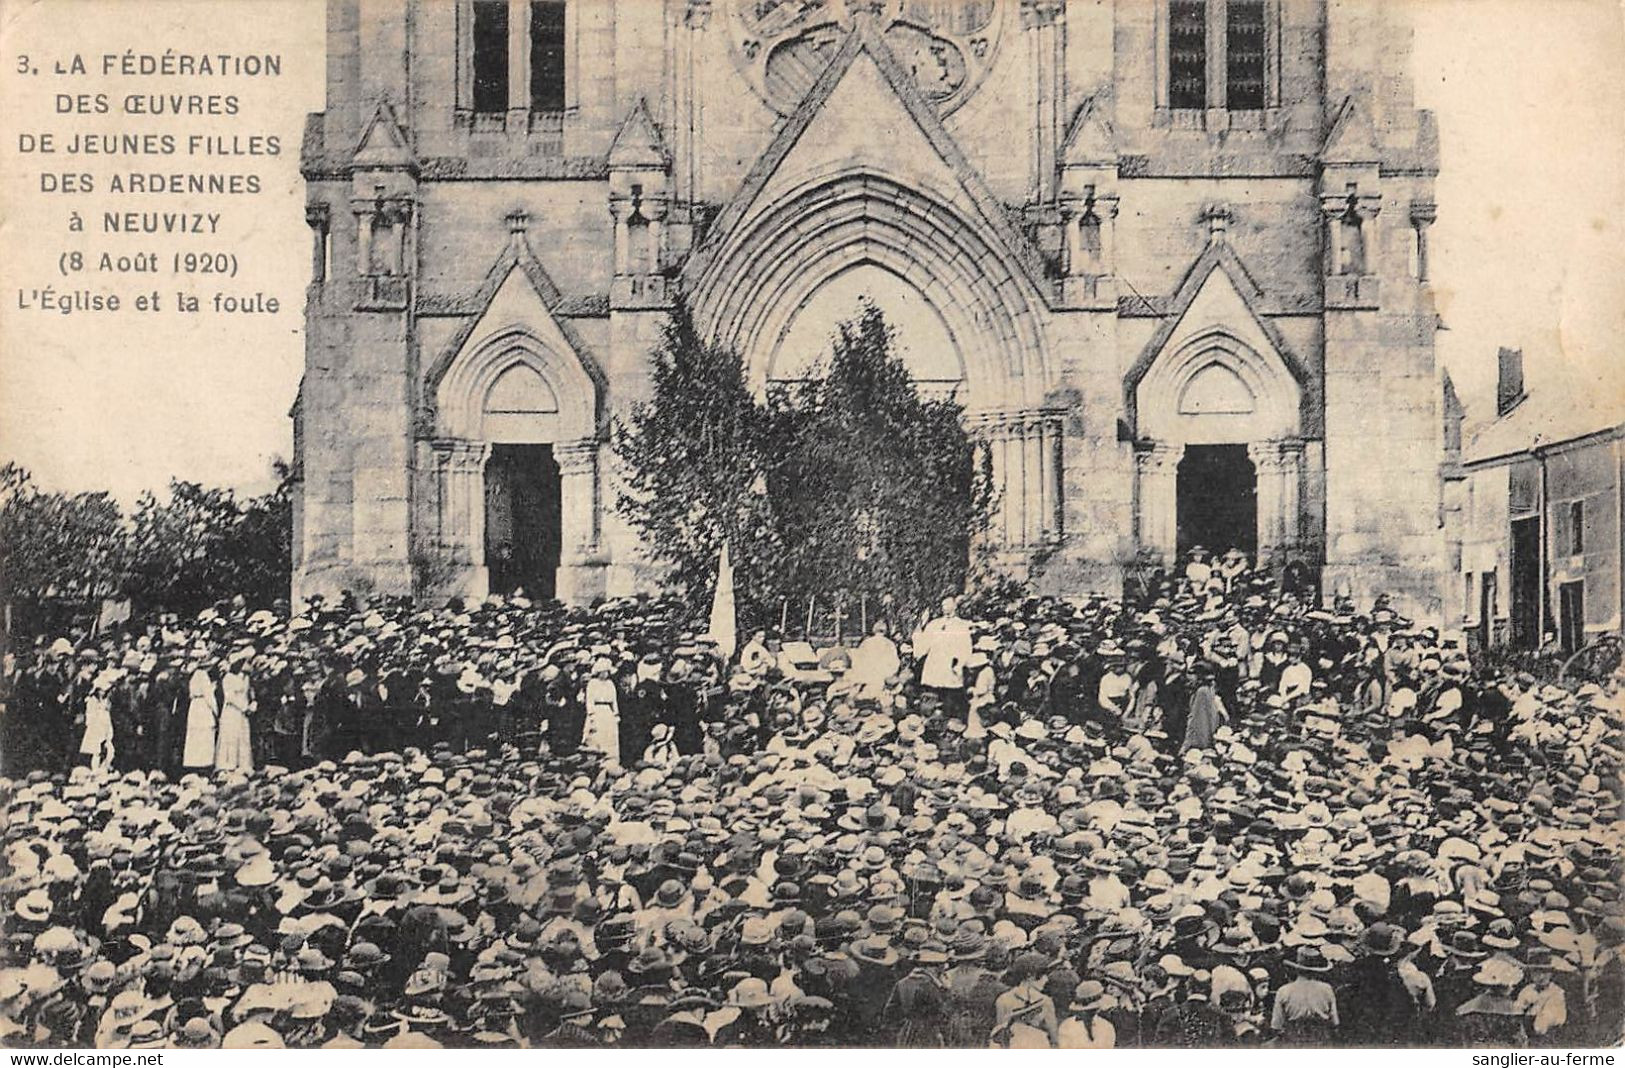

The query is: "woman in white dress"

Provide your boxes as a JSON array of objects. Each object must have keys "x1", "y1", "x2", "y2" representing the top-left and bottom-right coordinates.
[
  {"x1": 581, "y1": 657, "x2": 620, "y2": 766},
  {"x1": 182, "y1": 657, "x2": 220, "y2": 770},
  {"x1": 215, "y1": 649, "x2": 255, "y2": 771},
  {"x1": 80, "y1": 670, "x2": 118, "y2": 772}
]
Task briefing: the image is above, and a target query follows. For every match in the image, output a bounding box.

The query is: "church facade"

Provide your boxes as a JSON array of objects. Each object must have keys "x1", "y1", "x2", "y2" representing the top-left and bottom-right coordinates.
[{"x1": 293, "y1": 0, "x2": 1447, "y2": 617}]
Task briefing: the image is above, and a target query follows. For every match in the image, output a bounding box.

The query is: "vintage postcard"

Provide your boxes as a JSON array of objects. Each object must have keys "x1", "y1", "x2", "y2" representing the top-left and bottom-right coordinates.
[{"x1": 0, "y1": 0, "x2": 1621, "y2": 1054}]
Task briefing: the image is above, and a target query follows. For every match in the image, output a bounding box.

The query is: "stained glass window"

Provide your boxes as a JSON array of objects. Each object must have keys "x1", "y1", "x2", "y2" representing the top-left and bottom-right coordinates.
[
  {"x1": 472, "y1": 0, "x2": 510, "y2": 114},
  {"x1": 1169, "y1": 1, "x2": 1207, "y2": 110},
  {"x1": 1226, "y1": 0, "x2": 1266, "y2": 110}
]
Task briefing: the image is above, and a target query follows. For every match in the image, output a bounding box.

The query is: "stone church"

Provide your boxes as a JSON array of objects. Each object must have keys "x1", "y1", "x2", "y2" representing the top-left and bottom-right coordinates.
[{"x1": 293, "y1": 0, "x2": 1447, "y2": 617}]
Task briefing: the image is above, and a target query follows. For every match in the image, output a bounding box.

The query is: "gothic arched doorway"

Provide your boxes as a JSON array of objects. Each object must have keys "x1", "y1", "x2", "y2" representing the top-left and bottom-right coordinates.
[
  {"x1": 427, "y1": 324, "x2": 603, "y2": 603},
  {"x1": 484, "y1": 444, "x2": 562, "y2": 599},
  {"x1": 1176, "y1": 444, "x2": 1257, "y2": 559}
]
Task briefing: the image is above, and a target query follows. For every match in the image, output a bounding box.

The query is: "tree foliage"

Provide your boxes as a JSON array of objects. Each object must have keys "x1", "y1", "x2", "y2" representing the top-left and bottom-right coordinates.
[
  {"x1": 615, "y1": 299, "x2": 991, "y2": 627},
  {"x1": 0, "y1": 461, "x2": 292, "y2": 634},
  {"x1": 767, "y1": 303, "x2": 992, "y2": 621},
  {"x1": 124, "y1": 467, "x2": 292, "y2": 615},
  {"x1": 614, "y1": 307, "x2": 783, "y2": 609},
  {"x1": 0, "y1": 463, "x2": 130, "y2": 612}
]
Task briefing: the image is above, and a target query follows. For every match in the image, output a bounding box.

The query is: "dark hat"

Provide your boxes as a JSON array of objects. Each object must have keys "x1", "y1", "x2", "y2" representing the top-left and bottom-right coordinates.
[
  {"x1": 1362, "y1": 923, "x2": 1405, "y2": 957},
  {"x1": 1285, "y1": 946, "x2": 1332, "y2": 973},
  {"x1": 1446, "y1": 931, "x2": 1487, "y2": 960}
]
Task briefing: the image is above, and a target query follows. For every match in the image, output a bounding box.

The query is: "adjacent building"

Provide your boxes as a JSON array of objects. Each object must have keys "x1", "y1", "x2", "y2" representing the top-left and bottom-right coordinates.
[
  {"x1": 1450, "y1": 348, "x2": 1624, "y2": 654},
  {"x1": 293, "y1": 0, "x2": 1448, "y2": 616}
]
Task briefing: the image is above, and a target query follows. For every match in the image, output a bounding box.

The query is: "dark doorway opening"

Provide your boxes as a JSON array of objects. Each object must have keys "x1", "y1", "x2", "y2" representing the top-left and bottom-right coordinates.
[
  {"x1": 485, "y1": 444, "x2": 562, "y2": 599},
  {"x1": 1177, "y1": 444, "x2": 1257, "y2": 560},
  {"x1": 1510, "y1": 515, "x2": 1541, "y2": 650},
  {"x1": 1559, "y1": 580, "x2": 1585, "y2": 654}
]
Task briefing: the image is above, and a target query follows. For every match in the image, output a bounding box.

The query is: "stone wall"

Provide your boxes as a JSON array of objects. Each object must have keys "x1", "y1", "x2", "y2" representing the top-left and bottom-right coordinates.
[{"x1": 295, "y1": 0, "x2": 1447, "y2": 616}]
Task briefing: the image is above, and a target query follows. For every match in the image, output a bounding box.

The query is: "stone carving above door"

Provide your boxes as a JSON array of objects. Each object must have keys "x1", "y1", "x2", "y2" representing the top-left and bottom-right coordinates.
[{"x1": 727, "y1": 0, "x2": 1005, "y2": 115}]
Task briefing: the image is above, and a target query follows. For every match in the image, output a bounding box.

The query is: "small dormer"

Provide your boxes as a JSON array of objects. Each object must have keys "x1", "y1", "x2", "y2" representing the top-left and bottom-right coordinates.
[
  {"x1": 1057, "y1": 96, "x2": 1119, "y2": 309},
  {"x1": 1319, "y1": 94, "x2": 1382, "y2": 310},
  {"x1": 607, "y1": 99, "x2": 672, "y2": 309},
  {"x1": 349, "y1": 100, "x2": 418, "y2": 311}
]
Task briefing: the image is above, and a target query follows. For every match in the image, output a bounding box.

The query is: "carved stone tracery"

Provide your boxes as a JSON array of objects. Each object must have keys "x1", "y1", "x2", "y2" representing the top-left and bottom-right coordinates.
[{"x1": 725, "y1": 0, "x2": 1005, "y2": 116}]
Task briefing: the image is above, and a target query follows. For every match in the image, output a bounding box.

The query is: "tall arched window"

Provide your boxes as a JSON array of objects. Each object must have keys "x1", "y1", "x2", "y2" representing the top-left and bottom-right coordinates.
[
  {"x1": 463, "y1": 1, "x2": 572, "y2": 123},
  {"x1": 471, "y1": 0, "x2": 509, "y2": 114},
  {"x1": 1161, "y1": 0, "x2": 1278, "y2": 122}
]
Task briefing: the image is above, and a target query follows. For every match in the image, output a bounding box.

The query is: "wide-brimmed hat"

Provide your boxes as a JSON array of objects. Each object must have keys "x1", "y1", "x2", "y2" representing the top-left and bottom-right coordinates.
[
  {"x1": 1473, "y1": 957, "x2": 1525, "y2": 988},
  {"x1": 851, "y1": 935, "x2": 900, "y2": 967},
  {"x1": 1071, "y1": 980, "x2": 1107, "y2": 1011},
  {"x1": 221, "y1": 1020, "x2": 284, "y2": 1049},
  {"x1": 15, "y1": 890, "x2": 52, "y2": 923},
  {"x1": 1362, "y1": 923, "x2": 1405, "y2": 957},
  {"x1": 1482, "y1": 919, "x2": 1521, "y2": 951},
  {"x1": 391, "y1": 1003, "x2": 452, "y2": 1028},
  {"x1": 1285, "y1": 946, "x2": 1332, "y2": 973},
  {"x1": 172, "y1": 1016, "x2": 220, "y2": 1048},
  {"x1": 728, "y1": 977, "x2": 774, "y2": 1008},
  {"x1": 950, "y1": 931, "x2": 989, "y2": 961}
]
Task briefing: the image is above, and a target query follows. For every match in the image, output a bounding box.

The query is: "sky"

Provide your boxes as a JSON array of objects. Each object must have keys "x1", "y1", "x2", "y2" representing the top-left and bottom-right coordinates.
[{"x1": 0, "y1": 0, "x2": 1620, "y2": 504}]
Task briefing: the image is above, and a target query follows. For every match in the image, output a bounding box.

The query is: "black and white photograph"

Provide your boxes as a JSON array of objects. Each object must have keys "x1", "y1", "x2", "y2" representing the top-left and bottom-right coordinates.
[{"x1": 0, "y1": 0, "x2": 1622, "y2": 1053}]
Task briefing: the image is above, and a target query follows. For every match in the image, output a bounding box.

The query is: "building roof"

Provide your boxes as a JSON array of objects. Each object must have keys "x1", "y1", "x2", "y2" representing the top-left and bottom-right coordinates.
[{"x1": 1464, "y1": 377, "x2": 1623, "y2": 465}]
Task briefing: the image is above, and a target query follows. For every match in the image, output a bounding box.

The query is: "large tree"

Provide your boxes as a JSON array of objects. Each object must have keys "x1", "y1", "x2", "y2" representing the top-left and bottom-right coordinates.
[
  {"x1": 616, "y1": 300, "x2": 991, "y2": 627},
  {"x1": 123, "y1": 469, "x2": 293, "y2": 616},
  {"x1": 614, "y1": 305, "x2": 783, "y2": 612},
  {"x1": 767, "y1": 301, "x2": 992, "y2": 624},
  {"x1": 0, "y1": 464, "x2": 130, "y2": 624}
]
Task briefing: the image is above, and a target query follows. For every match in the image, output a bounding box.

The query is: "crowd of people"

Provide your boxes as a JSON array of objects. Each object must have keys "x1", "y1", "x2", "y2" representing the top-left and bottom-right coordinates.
[{"x1": 0, "y1": 548, "x2": 1621, "y2": 1048}]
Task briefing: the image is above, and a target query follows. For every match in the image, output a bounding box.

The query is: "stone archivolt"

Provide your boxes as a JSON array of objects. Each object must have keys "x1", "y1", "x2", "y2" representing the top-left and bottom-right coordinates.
[{"x1": 690, "y1": 169, "x2": 1048, "y2": 411}]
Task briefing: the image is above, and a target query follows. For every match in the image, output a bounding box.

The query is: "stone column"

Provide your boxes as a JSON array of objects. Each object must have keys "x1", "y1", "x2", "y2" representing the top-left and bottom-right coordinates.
[
  {"x1": 1250, "y1": 440, "x2": 1284, "y2": 567},
  {"x1": 1136, "y1": 441, "x2": 1183, "y2": 564},
  {"x1": 554, "y1": 439, "x2": 605, "y2": 604},
  {"x1": 1279, "y1": 440, "x2": 1304, "y2": 558},
  {"x1": 1093, "y1": 193, "x2": 1120, "y2": 275},
  {"x1": 1320, "y1": 195, "x2": 1346, "y2": 276},
  {"x1": 609, "y1": 198, "x2": 630, "y2": 275},
  {"x1": 1410, "y1": 201, "x2": 1437, "y2": 282},
  {"x1": 507, "y1": 0, "x2": 530, "y2": 128},
  {"x1": 1009, "y1": 422, "x2": 1028, "y2": 546},
  {"x1": 1204, "y1": 0, "x2": 1227, "y2": 130},
  {"x1": 680, "y1": 0, "x2": 711, "y2": 211},
  {"x1": 306, "y1": 204, "x2": 329, "y2": 283},
  {"x1": 1036, "y1": 417, "x2": 1059, "y2": 542},
  {"x1": 1024, "y1": 419, "x2": 1044, "y2": 546},
  {"x1": 555, "y1": 438, "x2": 601, "y2": 558},
  {"x1": 354, "y1": 204, "x2": 375, "y2": 276},
  {"x1": 1249, "y1": 439, "x2": 1305, "y2": 568},
  {"x1": 1021, "y1": 0, "x2": 1064, "y2": 202},
  {"x1": 987, "y1": 424, "x2": 1010, "y2": 545},
  {"x1": 1049, "y1": 415, "x2": 1066, "y2": 537},
  {"x1": 433, "y1": 438, "x2": 492, "y2": 591}
]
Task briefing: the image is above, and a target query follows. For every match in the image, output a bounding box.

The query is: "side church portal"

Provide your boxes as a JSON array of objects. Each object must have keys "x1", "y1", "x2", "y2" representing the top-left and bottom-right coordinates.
[{"x1": 294, "y1": 0, "x2": 1449, "y2": 618}]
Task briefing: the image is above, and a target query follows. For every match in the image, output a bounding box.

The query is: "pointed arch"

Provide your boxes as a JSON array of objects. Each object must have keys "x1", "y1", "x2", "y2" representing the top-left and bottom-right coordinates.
[
  {"x1": 436, "y1": 327, "x2": 596, "y2": 444},
  {"x1": 688, "y1": 169, "x2": 1049, "y2": 410},
  {"x1": 1138, "y1": 328, "x2": 1299, "y2": 444},
  {"x1": 1124, "y1": 241, "x2": 1312, "y2": 437},
  {"x1": 1179, "y1": 361, "x2": 1255, "y2": 415},
  {"x1": 420, "y1": 239, "x2": 607, "y2": 440}
]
